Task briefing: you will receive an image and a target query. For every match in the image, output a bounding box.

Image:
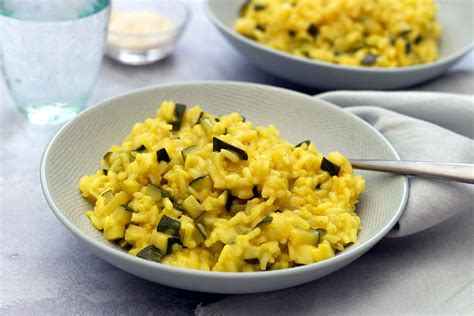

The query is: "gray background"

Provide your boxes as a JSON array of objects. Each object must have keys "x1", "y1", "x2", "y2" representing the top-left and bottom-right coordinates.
[{"x1": 1, "y1": 1, "x2": 473, "y2": 314}]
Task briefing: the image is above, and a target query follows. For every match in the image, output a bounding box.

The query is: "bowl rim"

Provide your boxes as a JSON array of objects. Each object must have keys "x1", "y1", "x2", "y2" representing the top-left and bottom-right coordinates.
[
  {"x1": 40, "y1": 81, "x2": 408, "y2": 281},
  {"x1": 108, "y1": 0, "x2": 191, "y2": 37},
  {"x1": 203, "y1": 0, "x2": 474, "y2": 74}
]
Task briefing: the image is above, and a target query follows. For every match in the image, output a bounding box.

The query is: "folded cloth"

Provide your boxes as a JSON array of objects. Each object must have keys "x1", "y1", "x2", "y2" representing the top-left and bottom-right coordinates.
[
  {"x1": 318, "y1": 91, "x2": 474, "y2": 237},
  {"x1": 196, "y1": 92, "x2": 474, "y2": 315}
]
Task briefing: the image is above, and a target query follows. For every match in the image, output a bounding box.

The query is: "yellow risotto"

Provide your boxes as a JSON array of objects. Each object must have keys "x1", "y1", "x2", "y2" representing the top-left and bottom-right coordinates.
[
  {"x1": 79, "y1": 102, "x2": 365, "y2": 272},
  {"x1": 235, "y1": 0, "x2": 441, "y2": 67}
]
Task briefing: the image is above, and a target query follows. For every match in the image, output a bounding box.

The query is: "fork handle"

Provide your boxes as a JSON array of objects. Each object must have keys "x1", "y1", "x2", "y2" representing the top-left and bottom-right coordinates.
[{"x1": 349, "y1": 160, "x2": 474, "y2": 184}]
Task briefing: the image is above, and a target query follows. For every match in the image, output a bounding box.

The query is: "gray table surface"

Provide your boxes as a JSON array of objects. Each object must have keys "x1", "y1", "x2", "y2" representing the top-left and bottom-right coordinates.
[{"x1": 1, "y1": 1, "x2": 473, "y2": 315}]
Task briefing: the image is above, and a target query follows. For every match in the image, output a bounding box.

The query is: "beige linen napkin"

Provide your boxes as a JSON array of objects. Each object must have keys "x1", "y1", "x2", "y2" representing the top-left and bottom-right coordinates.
[{"x1": 196, "y1": 91, "x2": 474, "y2": 315}]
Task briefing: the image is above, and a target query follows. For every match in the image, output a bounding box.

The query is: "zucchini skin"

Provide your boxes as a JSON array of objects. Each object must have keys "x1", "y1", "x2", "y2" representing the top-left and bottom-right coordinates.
[
  {"x1": 137, "y1": 245, "x2": 164, "y2": 262},
  {"x1": 156, "y1": 215, "x2": 181, "y2": 237},
  {"x1": 157, "y1": 148, "x2": 171, "y2": 163},
  {"x1": 171, "y1": 103, "x2": 187, "y2": 131},
  {"x1": 321, "y1": 157, "x2": 341, "y2": 176},
  {"x1": 212, "y1": 137, "x2": 248, "y2": 160},
  {"x1": 295, "y1": 140, "x2": 311, "y2": 148}
]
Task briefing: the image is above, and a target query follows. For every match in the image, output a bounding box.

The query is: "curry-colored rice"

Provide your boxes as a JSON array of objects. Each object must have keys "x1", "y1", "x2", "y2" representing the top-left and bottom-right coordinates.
[
  {"x1": 79, "y1": 102, "x2": 365, "y2": 272},
  {"x1": 235, "y1": 0, "x2": 441, "y2": 67}
]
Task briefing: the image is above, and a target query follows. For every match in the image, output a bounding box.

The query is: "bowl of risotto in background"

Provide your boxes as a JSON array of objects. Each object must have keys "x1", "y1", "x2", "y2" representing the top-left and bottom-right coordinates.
[
  {"x1": 205, "y1": 0, "x2": 474, "y2": 90},
  {"x1": 41, "y1": 82, "x2": 408, "y2": 293}
]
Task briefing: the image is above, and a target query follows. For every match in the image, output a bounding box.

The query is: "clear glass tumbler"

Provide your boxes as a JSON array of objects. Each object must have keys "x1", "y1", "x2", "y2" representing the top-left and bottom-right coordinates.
[{"x1": 0, "y1": 0, "x2": 110, "y2": 125}]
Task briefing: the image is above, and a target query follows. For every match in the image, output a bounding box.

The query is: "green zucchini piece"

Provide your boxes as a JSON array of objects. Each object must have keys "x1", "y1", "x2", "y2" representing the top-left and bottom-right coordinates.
[
  {"x1": 148, "y1": 183, "x2": 185, "y2": 212},
  {"x1": 101, "y1": 189, "x2": 114, "y2": 203},
  {"x1": 181, "y1": 145, "x2": 198, "y2": 161},
  {"x1": 133, "y1": 144, "x2": 147, "y2": 152},
  {"x1": 148, "y1": 184, "x2": 172, "y2": 200},
  {"x1": 295, "y1": 140, "x2": 311, "y2": 148},
  {"x1": 196, "y1": 222, "x2": 209, "y2": 239},
  {"x1": 314, "y1": 228, "x2": 326, "y2": 244},
  {"x1": 155, "y1": 232, "x2": 182, "y2": 254},
  {"x1": 157, "y1": 215, "x2": 181, "y2": 237},
  {"x1": 199, "y1": 117, "x2": 213, "y2": 134},
  {"x1": 148, "y1": 185, "x2": 185, "y2": 212},
  {"x1": 156, "y1": 148, "x2": 170, "y2": 163},
  {"x1": 189, "y1": 175, "x2": 213, "y2": 192},
  {"x1": 146, "y1": 184, "x2": 163, "y2": 201},
  {"x1": 137, "y1": 245, "x2": 164, "y2": 262},
  {"x1": 117, "y1": 238, "x2": 131, "y2": 250},
  {"x1": 252, "y1": 186, "x2": 260, "y2": 198},
  {"x1": 239, "y1": 0, "x2": 251, "y2": 16},
  {"x1": 212, "y1": 137, "x2": 248, "y2": 160},
  {"x1": 102, "y1": 152, "x2": 112, "y2": 169},
  {"x1": 244, "y1": 258, "x2": 259, "y2": 264},
  {"x1": 122, "y1": 204, "x2": 136, "y2": 213},
  {"x1": 230, "y1": 204, "x2": 246, "y2": 214},
  {"x1": 182, "y1": 195, "x2": 205, "y2": 218},
  {"x1": 307, "y1": 24, "x2": 318, "y2": 37},
  {"x1": 171, "y1": 103, "x2": 187, "y2": 131},
  {"x1": 256, "y1": 216, "x2": 273, "y2": 228},
  {"x1": 321, "y1": 157, "x2": 341, "y2": 176},
  {"x1": 405, "y1": 42, "x2": 412, "y2": 54},
  {"x1": 225, "y1": 190, "x2": 234, "y2": 212},
  {"x1": 102, "y1": 169, "x2": 108, "y2": 176},
  {"x1": 196, "y1": 111, "x2": 204, "y2": 125}
]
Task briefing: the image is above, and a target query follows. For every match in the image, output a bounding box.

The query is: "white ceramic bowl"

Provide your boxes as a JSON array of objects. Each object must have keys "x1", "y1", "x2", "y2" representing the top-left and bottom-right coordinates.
[
  {"x1": 205, "y1": 0, "x2": 474, "y2": 90},
  {"x1": 41, "y1": 82, "x2": 408, "y2": 294}
]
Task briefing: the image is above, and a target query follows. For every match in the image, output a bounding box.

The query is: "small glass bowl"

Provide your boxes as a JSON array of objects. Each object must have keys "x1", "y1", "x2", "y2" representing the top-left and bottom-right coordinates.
[{"x1": 106, "y1": 0, "x2": 190, "y2": 65}]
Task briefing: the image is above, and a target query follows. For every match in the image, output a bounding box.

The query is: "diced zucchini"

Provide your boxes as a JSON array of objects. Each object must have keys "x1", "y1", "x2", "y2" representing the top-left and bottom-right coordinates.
[
  {"x1": 112, "y1": 206, "x2": 133, "y2": 225},
  {"x1": 117, "y1": 238, "x2": 131, "y2": 250},
  {"x1": 196, "y1": 111, "x2": 204, "y2": 125},
  {"x1": 104, "y1": 225, "x2": 125, "y2": 241},
  {"x1": 244, "y1": 258, "x2": 259, "y2": 264},
  {"x1": 196, "y1": 222, "x2": 209, "y2": 239},
  {"x1": 239, "y1": 0, "x2": 251, "y2": 16},
  {"x1": 225, "y1": 190, "x2": 234, "y2": 212},
  {"x1": 146, "y1": 186, "x2": 184, "y2": 211},
  {"x1": 155, "y1": 232, "x2": 182, "y2": 254},
  {"x1": 122, "y1": 204, "x2": 136, "y2": 213},
  {"x1": 137, "y1": 245, "x2": 164, "y2": 262},
  {"x1": 171, "y1": 103, "x2": 187, "y2": 131},
  {"x1": 181, "y1": 145, "x2": 198, "y2": 161},
  {"x1": 199, "y1": 118, "x2": 213, "y2": 134},
  {"x1": 102, "y1": 169, "x2": 108, "y2": 176},
  {"x1": 102, "y1": 152, "x2": 112, "y2": 169},
  {"x1": 230, "y1": 203, "x2": 246, "y2": 214},
  {"x1": 157, "y1": 215, "x2": 181, "y2": 237},
  {"x1": 182, "y1": 195, "x2": 205, "y2": 218},
  {"x1": 212, "y1": 137, "x2": 248, "y2": 160},
  {"x1": 146, "y1": 184, "x2": 163, "y2": 201},
  {"x1": 295, "y1": 140, "x2": 311, "y2": 148},
  {"x1": 101, "y1": 189, "x2": 114, "y2": 203},
  {"x1": 252, "y1": 186, "x2": 260, "y2": 198},
  {"x1": 313, "y1": 228, "x2": 326, "y2": 244},
  {"x1": 321, "y1": 157, "x2": 341, "y2": 176},
  {"x1": 156, "y1": 148, "x2": 170, "y2": 163},
  {"x1": 189, "y1": 175, "x2": 213, "y2": 192},
  {"x1": 256, "y1": 216, "x2": 273, "y2": 228},
  {"x1": 133, "y1": 144, "x2": 147, "y2": 152}
]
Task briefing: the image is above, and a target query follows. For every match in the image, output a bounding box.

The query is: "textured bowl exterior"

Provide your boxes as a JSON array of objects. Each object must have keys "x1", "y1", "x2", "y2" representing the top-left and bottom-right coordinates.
[
  {"x1": 205, "y1": 0, "x2": 474, "y2": 90},
  {"x1": 41, "y1": 82, "x2": 408, "y2": 293}
]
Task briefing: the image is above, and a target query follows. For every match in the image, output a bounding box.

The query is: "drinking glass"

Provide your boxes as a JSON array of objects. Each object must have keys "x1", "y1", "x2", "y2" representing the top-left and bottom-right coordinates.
[{"x1": 0, "y1": 0, "x2": 110, "y2": 125}]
